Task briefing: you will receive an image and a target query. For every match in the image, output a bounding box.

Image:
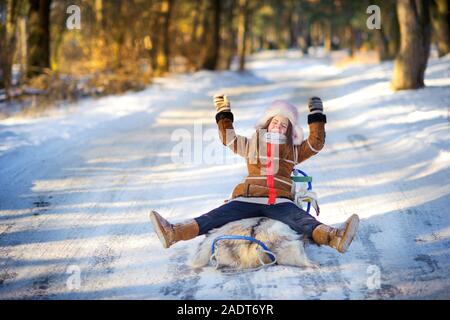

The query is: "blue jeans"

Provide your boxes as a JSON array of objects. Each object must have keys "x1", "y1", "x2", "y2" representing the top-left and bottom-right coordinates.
[{"x1": 194, "y1": 200, "x2": 322, "y2": 240}]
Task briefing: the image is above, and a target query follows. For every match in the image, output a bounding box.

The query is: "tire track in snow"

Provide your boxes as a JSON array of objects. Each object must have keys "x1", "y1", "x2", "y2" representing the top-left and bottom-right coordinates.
[{"x1": 160, "y1": 247, "x2": 202, "y2": 299}]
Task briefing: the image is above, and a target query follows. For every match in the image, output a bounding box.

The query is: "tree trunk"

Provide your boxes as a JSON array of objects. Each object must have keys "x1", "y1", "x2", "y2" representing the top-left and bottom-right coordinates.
[
  {"x1": 299, "y1": 18, "x2": 311, "y2": 55},
  {"x1": 376, "y1": 28, "x2": 391, "y2": 61},
  {"x1": 0, "y1": 1, "x2": 7, "y2": 90},
  {"x1": 345, "y1": 26, "x2": 355, "y2": 57},
  {"x1": 27, "y1": 0, "x2": 51, "y2": 77},
  {"x1": 149, "y1": 0, "x2": 173, "y2": 75},
  {"x1": 392, "y1": 0, "x2": 431, "y2": 91},
  {"x1": 181, "y1": 0, "x2": 202, "y2": 71},
  {"x1": 448, "y1": 0, "x2": 450, "y2": 39},
  {"x1": 376, "y1": 0, "x2": 400, "y2": 61},
  {"x1": 324, "y1": 21, "x2": 333, "y2": 52},
  {"x1": 190, "y1": 0, "x2": 202, "y2": 42},
  {"x1": 237, "y1": 0, "x2": 250, "y2": 71},
  {"x1": 197, "y1": 0, "x2": 210, "y2": 68},
  {"x1": 430, "y1": 0, "x2": 450, "y2": 57},
  {"x1": 222, "y1": 0, "x2": 237, "y2": 70},
  {"x1": 201, "y1": 0, "x2": 222, "y2": 70},
  {"x1": 18, "y1": 16, "x2": 27, "y2": 84},
  {"x1": 149, "y1": 4, "x2": 160, "y2": 74},
  {"x1": 287, "y1": 3, "x2": 298, "y2": 49},
  {"x1": 162, "y1": 0, "x2": 174, "y2": 72},
  {"x1": 0, "y1": 0, "x2": 21, "y2": 98},
  {"x1": 388, "y1": 7, "x2": 401, "y2": 59}
]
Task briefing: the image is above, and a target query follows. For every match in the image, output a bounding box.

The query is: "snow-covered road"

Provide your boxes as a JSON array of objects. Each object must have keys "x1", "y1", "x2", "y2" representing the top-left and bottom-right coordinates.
[{"x1": 1, "y1": 50, "x2": 449, "y2": 299}]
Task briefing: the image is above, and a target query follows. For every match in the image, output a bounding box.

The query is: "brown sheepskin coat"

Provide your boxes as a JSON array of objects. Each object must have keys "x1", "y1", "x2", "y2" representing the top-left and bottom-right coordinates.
[{"x1": 215, "y1": 111, "x2": 327, "y2": 201}]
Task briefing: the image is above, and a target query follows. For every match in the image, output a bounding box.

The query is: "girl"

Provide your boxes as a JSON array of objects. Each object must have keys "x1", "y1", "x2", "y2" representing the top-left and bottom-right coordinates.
[{"x1": 150, "y1": 95, "x2": 359, "y2": 254}]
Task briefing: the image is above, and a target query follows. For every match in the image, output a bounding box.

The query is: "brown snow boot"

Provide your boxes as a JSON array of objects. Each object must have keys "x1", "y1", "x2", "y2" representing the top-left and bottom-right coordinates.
[
  {"x1": 312, "y1": 214, "x2": 360, "y2": 253},
  {"x1": 149, "y1": 210, "x2": 199, "y2": 249}
]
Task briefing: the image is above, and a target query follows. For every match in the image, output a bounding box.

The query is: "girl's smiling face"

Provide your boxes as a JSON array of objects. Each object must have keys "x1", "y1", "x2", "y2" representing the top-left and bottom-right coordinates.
[{"x1": 268, "y1": 115, "x2": 290, "y2": 135}]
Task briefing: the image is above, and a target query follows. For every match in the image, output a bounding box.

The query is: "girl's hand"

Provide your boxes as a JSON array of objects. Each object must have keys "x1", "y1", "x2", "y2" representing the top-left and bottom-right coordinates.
[
  {"x1": 308, "y1": 97, "x2": 324, "y2": 114},
  {"x1": 214, "y1": 94, "x2": 231, "y2": 113}
]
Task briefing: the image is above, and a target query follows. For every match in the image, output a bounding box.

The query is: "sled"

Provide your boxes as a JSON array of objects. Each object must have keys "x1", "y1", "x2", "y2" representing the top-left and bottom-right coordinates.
[{"x1": 198, "y1": 167, "x2": 319, "y2": 273}]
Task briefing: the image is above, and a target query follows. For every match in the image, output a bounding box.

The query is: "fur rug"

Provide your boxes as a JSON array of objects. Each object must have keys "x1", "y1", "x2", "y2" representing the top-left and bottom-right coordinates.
[{"x1": 189, "y1": 217, "x2": 317, "y2": 270}]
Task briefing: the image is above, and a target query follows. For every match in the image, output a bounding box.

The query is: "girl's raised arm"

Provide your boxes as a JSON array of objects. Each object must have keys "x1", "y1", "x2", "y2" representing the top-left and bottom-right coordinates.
[
  {"x1": 214, "y1": 94, "x2": 249, "y2": 158},
  {"x1": 297, "y1": 97, "x2": 327, "y2": 163}
]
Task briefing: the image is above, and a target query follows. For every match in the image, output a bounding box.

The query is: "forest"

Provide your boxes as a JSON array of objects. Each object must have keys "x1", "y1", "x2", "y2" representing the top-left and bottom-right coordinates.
[{"x1": 0, "y1": 0, "x2": 449, "y2": 115}]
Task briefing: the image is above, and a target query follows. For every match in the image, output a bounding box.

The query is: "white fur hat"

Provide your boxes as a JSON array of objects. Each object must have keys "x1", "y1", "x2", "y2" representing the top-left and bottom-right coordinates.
[{"x1": 255, "y1": 100, "x2": 304, "y2": 144}]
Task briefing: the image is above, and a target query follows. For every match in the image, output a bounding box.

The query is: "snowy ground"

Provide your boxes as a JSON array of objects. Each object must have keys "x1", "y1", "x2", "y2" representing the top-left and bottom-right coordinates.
[{"x1": 0, "y1": 50, "x2": 449, "y2": 300}]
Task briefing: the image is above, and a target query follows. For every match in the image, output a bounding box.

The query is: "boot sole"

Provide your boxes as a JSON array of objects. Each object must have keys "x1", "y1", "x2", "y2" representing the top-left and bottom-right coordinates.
[
  {"x1": 149, "y1": 210, "x2": 170, "y2": 249},
  {"x1": 338, "y1": 214, "x2": 359, "y2": 253}
]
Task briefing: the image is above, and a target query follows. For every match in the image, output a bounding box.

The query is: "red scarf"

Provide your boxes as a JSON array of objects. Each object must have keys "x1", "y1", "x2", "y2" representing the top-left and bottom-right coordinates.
[{"x1": 266, "y1": 142, "x2": 277, "y2": 205}]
